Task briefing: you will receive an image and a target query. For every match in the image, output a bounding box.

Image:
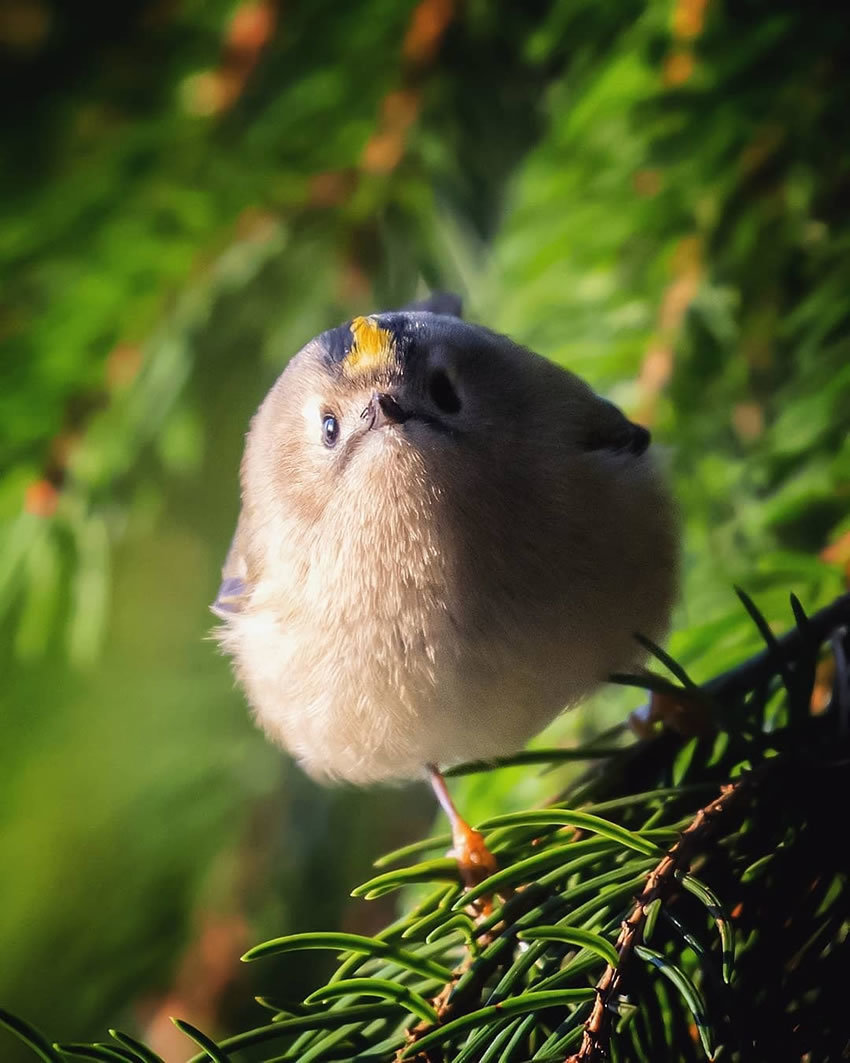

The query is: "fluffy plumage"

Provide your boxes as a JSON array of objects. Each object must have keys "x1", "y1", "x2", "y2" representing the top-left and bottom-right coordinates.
[{"x1": 214, "y1": 296, "x2": 678, "y2": 783}]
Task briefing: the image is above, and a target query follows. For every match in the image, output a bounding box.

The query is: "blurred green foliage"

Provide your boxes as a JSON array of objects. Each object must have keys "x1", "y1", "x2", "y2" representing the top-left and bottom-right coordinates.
[{"x1": 1, "y1": 0, "x2": 848, "y2": 1058}]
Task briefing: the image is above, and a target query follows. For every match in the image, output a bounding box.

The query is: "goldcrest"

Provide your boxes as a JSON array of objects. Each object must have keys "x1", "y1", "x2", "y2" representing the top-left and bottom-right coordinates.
[{"x1": 213, "y1": 295, "x2": 678, "y2": 785}]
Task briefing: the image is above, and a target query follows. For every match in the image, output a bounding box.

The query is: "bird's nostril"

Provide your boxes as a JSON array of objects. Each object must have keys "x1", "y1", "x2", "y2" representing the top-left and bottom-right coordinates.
[
  {"x1": 376, "y1": 393, "x2": 406, "y2": 423},
  {"x1": 365, "y1": 392, "x2": 407, "y2": 428}
]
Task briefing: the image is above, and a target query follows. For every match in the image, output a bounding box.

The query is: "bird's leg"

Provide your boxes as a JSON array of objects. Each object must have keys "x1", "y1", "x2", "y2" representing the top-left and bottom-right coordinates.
[
  {"x1": 628, "y1": 688, "x2": 714, "y2": 739},
  {"x1": 427, "y1": 765, "x2": 498, "y2": 889}
]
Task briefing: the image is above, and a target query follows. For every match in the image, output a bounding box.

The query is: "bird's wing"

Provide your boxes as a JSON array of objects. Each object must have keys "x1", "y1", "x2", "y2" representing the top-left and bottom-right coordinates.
[{"x1": 211, "y1": 514, "x2": 252, "y2": 619}]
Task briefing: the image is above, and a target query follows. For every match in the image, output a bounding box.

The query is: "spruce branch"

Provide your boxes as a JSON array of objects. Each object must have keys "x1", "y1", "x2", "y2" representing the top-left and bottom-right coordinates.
[
  {"x1": 3, "y1": 592, "x2": 849, "y2": 1062},
  {"x1": 566, "y1": 768, "x2": 760, "y2": 1063}
]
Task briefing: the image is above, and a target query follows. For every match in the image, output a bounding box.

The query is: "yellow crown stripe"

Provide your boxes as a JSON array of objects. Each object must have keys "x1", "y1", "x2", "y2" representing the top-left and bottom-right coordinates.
[{"x1": 344, "y1": 316, "x2": 396, "y2": 376}]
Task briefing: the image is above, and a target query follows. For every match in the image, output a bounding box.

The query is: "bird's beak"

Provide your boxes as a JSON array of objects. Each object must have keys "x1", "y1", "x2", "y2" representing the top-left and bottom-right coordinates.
[{"x1": 362, "y1": 391, "x2": 409, "y2": 430}]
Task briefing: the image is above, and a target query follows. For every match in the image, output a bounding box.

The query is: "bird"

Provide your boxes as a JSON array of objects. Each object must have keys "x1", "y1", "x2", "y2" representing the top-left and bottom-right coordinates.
[{"x1": 212, "y1": 293, "x2": 678, "y2": 883}]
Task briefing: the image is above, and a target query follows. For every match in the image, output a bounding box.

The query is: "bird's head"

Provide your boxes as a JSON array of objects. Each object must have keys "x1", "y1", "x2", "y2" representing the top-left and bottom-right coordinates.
[
  {"x1": 246, "y1": 297, "x2": 563, "y2": 523},
  {"x1": 236, "y1": 292, "x2": 655, "y2": 588}
]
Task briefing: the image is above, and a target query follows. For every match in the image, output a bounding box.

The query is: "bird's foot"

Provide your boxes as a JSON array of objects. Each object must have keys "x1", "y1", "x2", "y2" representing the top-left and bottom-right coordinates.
[
  {"x1": 448, "y1": 819, "x2": 499, "y2": 891},
  {"x1": 629, "y1": 689, "x2": 713, "y2": 739},
  {"x1": 427, "y1": 764, "x2": 499, "y2": 894}
]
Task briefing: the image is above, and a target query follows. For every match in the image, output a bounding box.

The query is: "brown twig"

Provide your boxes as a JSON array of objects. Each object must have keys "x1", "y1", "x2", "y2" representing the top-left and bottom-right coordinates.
[{"x1": 566, "y1": 768, "x2": 760, "y2": 1063}]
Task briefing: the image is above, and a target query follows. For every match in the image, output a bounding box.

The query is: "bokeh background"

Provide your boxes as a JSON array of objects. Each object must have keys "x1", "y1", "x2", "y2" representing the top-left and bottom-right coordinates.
[{"x1": 1, "y1": 0, "x2": 848, "y2": 1058}]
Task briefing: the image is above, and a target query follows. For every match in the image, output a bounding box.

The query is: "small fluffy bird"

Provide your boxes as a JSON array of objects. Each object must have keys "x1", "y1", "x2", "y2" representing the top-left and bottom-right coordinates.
[{"x1": 214, "y1": 294, "x2": 677, "y2": 877}]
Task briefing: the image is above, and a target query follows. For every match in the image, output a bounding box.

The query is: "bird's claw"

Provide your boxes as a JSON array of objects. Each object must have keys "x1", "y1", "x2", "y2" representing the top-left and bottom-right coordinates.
[{"x1": 449, "y1": 822, "x2": 499, "y2": 890}]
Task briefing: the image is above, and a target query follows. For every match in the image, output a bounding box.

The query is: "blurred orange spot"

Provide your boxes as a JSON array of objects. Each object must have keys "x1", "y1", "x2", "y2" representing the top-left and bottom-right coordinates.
[
  {"x1": 308, "y1": 171, "x2": 356, "y2": 207},
  {"x1": 730, "y1": 902, "x2": 744, "y2": 919},
  {"x1": 24, "y1": 480, "x2": 58, "y2": 518},
  {"x1": 182, "y1": 2, "x2": 276, "y2": 117},
  {"x1": 663, "y1": 50, "x2": 695, "y2": 87},
  {"x1": 636, "y1": 236, "x2": 701, "y2": 424},
  {"x1": 661, "y1": 274, "x2": 696, "y2": 332},
  {"x1": 732, "y1": 402, "x2": 765, "y2": 442},
  {"x1": 671, "y1": 0, "x2": 708, "y2": 40},
  {"x1": 820, "y1": 529, "x2": 850, "y2": 588},
  {"x1": 106, "y1": 343, "x2": 143, "y2": 391},
  {"x1": 633, "y1": 169, "x2": 663, "y2": 197},
  {"x1": 403, "y1": 0, "x2": 455, "y2": 65},
  {"x1": 362, "y1": 130, "x2": 406, "y2": 174},
  {"x1": 811, "y1": 658, "x2": 835, "y2": 715},
  {"x1": 361, "y1": 91, "x2": 421, "y2": 175},
  {"x1": 383, "y1": 88, "x2": 421, "y2": 129},
  {"x1": 640, "y1": 346, "x2": 674, "y2": 393},
  {"x1": 227, "y1": 1, "x2": 276, "y2": 55}
]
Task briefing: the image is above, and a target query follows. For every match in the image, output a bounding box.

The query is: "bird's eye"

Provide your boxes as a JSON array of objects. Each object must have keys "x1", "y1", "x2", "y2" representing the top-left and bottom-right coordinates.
[
  {"x1": 322, "y1": 414, "x2": 340, "y2": 447},
  {"x1": 428, "y1": 369, "x2": 462, "y2": 414}
]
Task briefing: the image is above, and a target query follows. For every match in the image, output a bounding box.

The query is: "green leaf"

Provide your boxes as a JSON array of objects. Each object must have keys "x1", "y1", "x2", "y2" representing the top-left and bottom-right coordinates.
[
  {"x1": 661, "y1": 908, "x2": 705, "y2": 958},
  {"x1": 706, "y1": 731, "x2": 730, "y2": 767},
  {"x1": 241, "y1": 932, "x2": 453, "y2": 983},
  {"x1": 54, "y1": 1047, "x2": 130, "y2": 1063},
  {"x1": 643, "y1": 897, "x2": 663, "y2": 943},
  {"x1": 403, "y1": 905, "x2": 466, "y2": 944},
  {"x1": 543, "y1": 858, "x2": 655, "y2": 899},
  {"x1": 399, "y1": 990, "x2": 595, "y2": 1058},
  {"x1": 107, "y1": 1031, "x2": 164, "y2": 1063},
  {"x1": 453, "y1": 1016, "x2": 520, "y2": 1063},
  {"x1": 608, "y1": 671, "x2": 688, "y2": 697},
  {"x1": 740, "y1": 853, "x2": 773, "y2": 883},
  {"x1": 530, "y1": 1008, "x2": 590, "y2": 1060},
  {"x1": 635, "y1": 946, "x2": 714, "y2": 1059},
  {"x1": 382, "y1": 884, "x2": 460, "y2": 940},
  {"x1": 185, "y1": 1006, "x2": 400, "y2": 1062},
  {"x1": 445, "y1": 746, "x2": 625, "y2": 777},
  {"x1": 677, "y1": 873, "x2": 735, "y2": 983},
  {"x1": 171, "y1": 1020, "x2": 230, "y2": 1063},
  {"x1": 0, "y1": 1009, "x2": 63, "y2": 1063},
  {"x1": 585, "y1": 784, "x2": 716, "y2": 815},
  {"x1": 518, "y1": 925, "x2": 620, "y2": 968},
  {"x1": 93, "y1": 1045, "x2": 140, "y2": 1063},
  {"x1": 487, "y1": 939, "x2": 550, "y2": 1001},
  {"x1": 457, "y1": 838, "x2": 612, "y2": 906},
  {"x1": 478, "y1": 809, "x2": 664, "y2": 857},
  {"x1": 66, "y1": 512, "x2": 110, "y2": 667},
  {"x1": 425, "y1": 913, "x2": 478, "y2": 951},
  {"x1": 734, "y1": 586, "x2": 797, "y2": 707},
  {"x1": 632, "y1": 633, "x2": 702, "y2": 691},
  {"x1": 296, "y1": 1025, "x2": 374, "y2": 1063},
  {"x1": 306, "y1": 977, "x2": 438, "y2": 1024},
  {"x1": 555, "y1": 873, "x2": 651, "y2": 927},
  {"x1": 351, "y1": 858, "x2": 459, "y2": 898},
  {"x1": 672, "y1": 737, "x2": 700, "y2": 787},
  {"x1": 373, "y1": 834, "x2": 452, "y2": 868},
  {"x1": 492, "y1": 1015, "x2": 537, "y2": 1063}
]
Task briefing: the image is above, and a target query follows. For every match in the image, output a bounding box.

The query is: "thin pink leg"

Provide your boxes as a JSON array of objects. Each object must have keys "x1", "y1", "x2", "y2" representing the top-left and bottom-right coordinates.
[{"x1": 427, "y1": 764, "x2": 498, "y2": 888}]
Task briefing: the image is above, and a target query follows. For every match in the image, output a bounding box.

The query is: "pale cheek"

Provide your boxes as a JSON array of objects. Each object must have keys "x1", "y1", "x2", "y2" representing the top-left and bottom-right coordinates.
[{"x1": 300, "y1": 396, "x2": 323, "y2": 439}]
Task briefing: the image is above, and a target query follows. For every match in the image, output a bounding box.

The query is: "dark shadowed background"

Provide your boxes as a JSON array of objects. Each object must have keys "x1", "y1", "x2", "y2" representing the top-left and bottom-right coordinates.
[{"x1": 1, "y1": 0, "x2": 848, "y2": 1058}]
